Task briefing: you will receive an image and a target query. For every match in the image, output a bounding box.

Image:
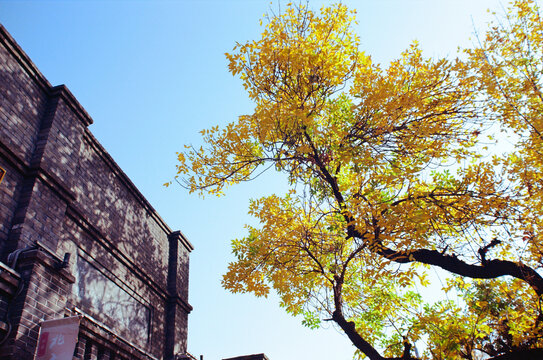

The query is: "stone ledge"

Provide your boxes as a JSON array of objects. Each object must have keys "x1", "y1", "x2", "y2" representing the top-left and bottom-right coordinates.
[
  {"x1": 0, "y1": 261, "x2": 21, "y2": 297},
  {"x1": 18, "y1": 247, "x2": 75, "y2": 284},
  {"x1": 169, "y1": 231, "x2": 194, "y2": 253}
]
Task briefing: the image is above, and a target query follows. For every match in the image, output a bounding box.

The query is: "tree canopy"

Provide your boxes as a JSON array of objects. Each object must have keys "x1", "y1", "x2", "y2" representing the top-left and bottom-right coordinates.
[{"x1": 174, "y1": 1, "x2": 543, "y2": 359}]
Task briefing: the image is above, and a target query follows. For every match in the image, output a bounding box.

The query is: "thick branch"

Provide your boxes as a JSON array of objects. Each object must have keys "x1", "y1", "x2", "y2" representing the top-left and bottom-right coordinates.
[
  {"x1": 332, "y1": 309, "x2": 419, "y2": 360},
  {"x1": 489, "y1": 348, "x2": 543, "y2": 360},
  {"x1": 310, "y1": 142, "x2": 543, "y2": 298},
  {"x1": 332, "y1": 276, "x2": 419, "y2": 360},
  {"x1": 375, "y1": 244, "x2": 543, "y2": 297},
  {"x1": 332, "y1": 308, "x2": 385, "y2": 360}
]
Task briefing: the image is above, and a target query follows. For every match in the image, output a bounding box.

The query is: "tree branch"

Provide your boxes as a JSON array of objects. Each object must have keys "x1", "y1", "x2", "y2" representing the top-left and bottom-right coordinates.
[
  {"x1": 374, "y1": 243, "x2": 543, "y2": 297},
  {"x1": 331, "y1": 307, "x2": 385, "y2": 360},
  {"x1": 489, "y1": 348, "x2": 543, "y2": 360}
]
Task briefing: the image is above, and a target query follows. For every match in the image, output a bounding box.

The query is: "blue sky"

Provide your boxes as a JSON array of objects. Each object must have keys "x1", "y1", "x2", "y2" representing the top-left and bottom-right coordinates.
[{"x1": 0, "y1": 1, "x2": 518, "y2": 359}]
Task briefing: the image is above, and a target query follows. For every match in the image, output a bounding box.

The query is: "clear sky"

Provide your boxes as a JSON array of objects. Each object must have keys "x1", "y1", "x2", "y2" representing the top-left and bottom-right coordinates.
[{"x1": 0, "y1": 1, "x2": 523, "y2": 359}]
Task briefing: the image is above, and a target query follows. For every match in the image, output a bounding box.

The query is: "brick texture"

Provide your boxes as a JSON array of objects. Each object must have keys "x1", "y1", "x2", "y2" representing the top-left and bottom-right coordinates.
[{"x1": 0, "y1": 24, "x2": 192, "y2": 360}]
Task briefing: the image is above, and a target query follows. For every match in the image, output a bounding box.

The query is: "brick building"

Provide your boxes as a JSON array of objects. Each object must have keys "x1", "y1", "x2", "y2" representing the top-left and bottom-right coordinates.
[
  {"x1": 0, "y1": 24, "x2": 193, "y2": 359},
  {"x1": 224, "y1": 354, "x2": 269, "y2": 360}
]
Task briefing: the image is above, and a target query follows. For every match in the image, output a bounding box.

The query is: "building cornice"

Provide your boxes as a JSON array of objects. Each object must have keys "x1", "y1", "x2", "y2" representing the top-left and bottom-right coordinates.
[{"x1": 0, "y1": 25, "x2": 93, "y2": 127}]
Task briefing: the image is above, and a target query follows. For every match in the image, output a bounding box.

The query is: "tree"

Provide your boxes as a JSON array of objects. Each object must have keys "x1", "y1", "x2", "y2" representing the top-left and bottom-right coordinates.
[{"x1": 174, "y1": 2, "x2": 543, "y2": 359}]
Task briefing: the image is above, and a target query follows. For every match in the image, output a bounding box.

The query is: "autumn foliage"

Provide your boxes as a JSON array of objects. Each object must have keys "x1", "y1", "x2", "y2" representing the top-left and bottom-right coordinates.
[{"x1": 174, "y1": 1, "x2": 543, "y2": 359}]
